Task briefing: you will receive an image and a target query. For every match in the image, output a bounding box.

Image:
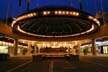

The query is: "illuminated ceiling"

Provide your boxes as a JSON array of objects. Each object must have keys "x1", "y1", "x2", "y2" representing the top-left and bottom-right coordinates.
[
  {"x1": 18, "y1": 39, "x2": 91, "y2": 48},
  {"x1": 11, "y1": 6, "x2": 100, "y2": 39}
]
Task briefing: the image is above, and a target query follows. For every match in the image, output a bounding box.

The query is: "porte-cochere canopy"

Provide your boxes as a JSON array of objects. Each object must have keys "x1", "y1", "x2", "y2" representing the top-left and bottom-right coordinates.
[{"x1": 11, "y1": 6, "x2": 100, "y2": 39}]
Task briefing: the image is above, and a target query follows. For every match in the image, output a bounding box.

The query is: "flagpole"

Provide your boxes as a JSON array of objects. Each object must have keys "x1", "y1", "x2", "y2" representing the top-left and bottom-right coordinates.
[
  {"x1": 79, "y1": 0, "x2": 82, "y2": 10},
  {"x1": 26, "y1": 0, "x2": 30, "y2": 11},
  {"x1": 19, "y1": 0, "x2": 22, "y2": 7}
]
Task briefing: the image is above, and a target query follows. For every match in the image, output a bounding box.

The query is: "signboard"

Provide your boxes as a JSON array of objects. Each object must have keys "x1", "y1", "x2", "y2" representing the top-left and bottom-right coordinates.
[{"x1": 0, "y1": 46, "x2": 8, "y2": 54}]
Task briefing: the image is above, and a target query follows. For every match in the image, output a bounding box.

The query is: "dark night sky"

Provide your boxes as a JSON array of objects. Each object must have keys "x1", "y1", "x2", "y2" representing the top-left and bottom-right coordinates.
[{"x1": 0, "y1": 0, "x2": 108, "y2": 19}]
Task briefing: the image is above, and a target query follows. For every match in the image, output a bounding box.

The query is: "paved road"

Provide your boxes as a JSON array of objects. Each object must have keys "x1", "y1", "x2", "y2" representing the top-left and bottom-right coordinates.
[
  {"x1": 0, "y1": 56, "x2": 108, "y2": 72},
  {"x1": 0, "y1": 56, "x2": 31, "y2": 72}
]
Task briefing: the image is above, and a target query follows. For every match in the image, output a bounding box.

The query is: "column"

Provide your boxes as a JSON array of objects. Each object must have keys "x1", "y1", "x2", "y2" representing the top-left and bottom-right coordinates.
[
  {"x1": 34, "y1": 46, "x2": 37, "y2": 54},
  {"x1": 76, "y1": 42, "x2": 81, "y2": 55},
  {"x1": 34, "y1": 45, "x2": 40, "y2": 54},
  {"x1": 27, "y1": 42, "x2": 32, "y2": 56},
  {"x1": 38, "y1": 47, "x2": 40, "y2": 53},
  {"x1": 14, "y1": 39, "x2": 18, "y2": 56},
  {"x1": 91, "y1": 38, "x2": 96, "y2": 55}
]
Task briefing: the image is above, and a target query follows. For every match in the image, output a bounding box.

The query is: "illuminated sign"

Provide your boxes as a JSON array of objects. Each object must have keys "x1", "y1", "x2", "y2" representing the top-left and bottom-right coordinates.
[{"x1": 0, "y1": 46, "x2": 8, "y2": 54}]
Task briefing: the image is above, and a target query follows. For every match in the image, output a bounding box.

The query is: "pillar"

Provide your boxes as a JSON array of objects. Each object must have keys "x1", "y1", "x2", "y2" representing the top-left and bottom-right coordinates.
[
  {"x1": 34, "y1": 46, "x2": 37, "y2": 54},
  {"x1": 91, "y1": 38, "x2": 96, "y2": 55},
  {"x1": 38, "y1": 47, "x2": 40, "y2": 53},
  {"x1": 14, "y1": 39, "x2": 18, "y2": 56},
  {"x1": 27, "y1": 42, "x2": 32, "y2": 55},
  {"x1": 76, "y1": 42, "x2": 81, "y2": 55}
]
